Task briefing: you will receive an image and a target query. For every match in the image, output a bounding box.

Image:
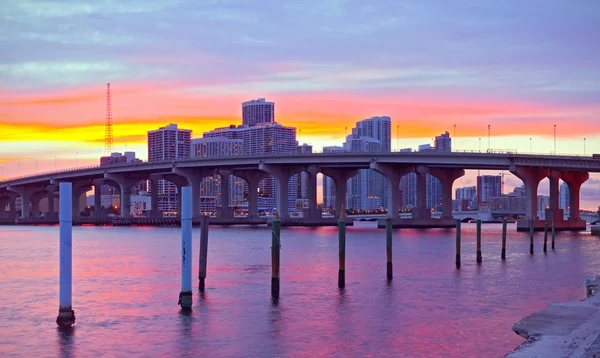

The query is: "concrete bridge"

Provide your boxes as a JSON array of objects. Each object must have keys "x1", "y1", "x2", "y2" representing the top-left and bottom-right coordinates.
[{"x1": 1, "y1": 151, "x2": 599, "y2": 230}]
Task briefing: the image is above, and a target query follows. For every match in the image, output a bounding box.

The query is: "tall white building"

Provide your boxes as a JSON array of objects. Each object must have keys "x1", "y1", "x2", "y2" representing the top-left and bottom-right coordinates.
[
  {"x1": 242, "y1": 98, "x2": 274, "y2": 127},
  {"x1": 559, "y1": 182, "x2": 570, "y2": 213},
  {"x1": 322, "y1": 146, "x2": 346, "y2": 208},
  {"x1": 344, "y1": 116, "x2": 391, "y2": 211},
  {"x1": 147, "y1": 124, "x2": 192, "y2": 212}
]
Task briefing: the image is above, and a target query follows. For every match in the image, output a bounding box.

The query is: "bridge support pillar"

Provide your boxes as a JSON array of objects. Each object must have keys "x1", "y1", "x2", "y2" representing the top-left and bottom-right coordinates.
[
  {"x1": 303, "y1": 166, "x2": 320, "y2": 220},
  {"x1": 321, "y1": 168, "x2": 358, "y2": 219},
  {"x1": 547, "y1": 170, "x2": 562, "y2": 222},
  {"x1": 93, "y1": 182, "x2": 103, "y2": 219},
  {"x1": 510, "y1": 166, "x2": 548, "y2": 220},
  {"x1": 429, "y1": 168, "x2": 465, "y2": 220},
  {"x1": 234, "y1": 170, "x2": 269, "y2": 219},
  {"x1": 31, "y1": 192, "x2": 45, "y2": 219},
  {"x1": 371, "y1": 163, "x2": 414, "y2": 219},
  {"x1": 562, "y1": 171, "x2": 589, "y2": 221},
  {"x1": 7, "y1": 186, "x2": 47, "y2": 219},
  {"x1": 413, "y1": 166, "x2": 431, "y2": 220},
  {"x1": 259, "y1": 164, "x2": 304, "y2": 220},
  {"x1": 105, "y1": 174, "x2": 142, "y2": 218},
  {"x1": 148, "y1": 175, "x2": 162, "y2": 218},
  {"x1": 173, "y1": 168, "x2": 215, "y2": 219},
  {"x1": 218, "y1": 170, "x2": 234, "y2": 219}
]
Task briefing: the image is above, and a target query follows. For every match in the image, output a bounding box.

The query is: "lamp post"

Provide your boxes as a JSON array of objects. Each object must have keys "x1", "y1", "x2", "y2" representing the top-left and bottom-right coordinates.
[
  {"x1": 478, "y1": 138, "x2": 481, "y2": 153},
  {"x1": 76, "y1": 152, "x2": 78, "y2": 167},
  {"x1": 396, "y1": 125, "x2": 399, "y2": 151},
  {"x1": 453, "y1": 124, "x2": 456, "y2": 151},
  {"x1": 584, "y1": 138, "x2": 586, "y2": 155},
  {"x1": 554, "y1": 125, "x2": 556, "y2": 154},
  {"x1": 488, "y1": 124, "x2": 491, "y2": 150}
]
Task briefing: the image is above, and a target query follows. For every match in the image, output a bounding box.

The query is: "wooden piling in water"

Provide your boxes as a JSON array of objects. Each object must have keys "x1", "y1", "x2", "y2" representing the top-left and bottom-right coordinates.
[
  {"x1": 476, "y1": 220, "x2": 482, "y2": 264},
  {"x1": 501, "y1": 220, "x2": 507, "y2": 260},
  {"x1": 552, "y1": 219, "x2": 556, "y2": 250},
  {"x1": 198, "y1": 214, "x2": 209, "y2": 291},
  {"x1": 529, "y1": 219, "x2": 534, "y2": 255},
  {"x1": 543, "y1": 222, "x2": 548, "y2": 253},
  {"x1": 271, "y1": 211, "x2": 281, "y2": 299},
  {"x1": 338, "y1": 205, "x2": 346, "y2": 288},
  {"x1": 455, "y1": 219, "x2": 461, "y2": 268},
  {"x1": 386, "y1": 217, "x2": 393, "y2": 280}
]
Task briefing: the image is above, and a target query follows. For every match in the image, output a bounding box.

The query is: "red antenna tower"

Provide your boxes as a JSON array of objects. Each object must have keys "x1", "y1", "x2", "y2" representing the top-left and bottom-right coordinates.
[{"x1": 105, "y1": 83, "x2": 113, "y2": 155}]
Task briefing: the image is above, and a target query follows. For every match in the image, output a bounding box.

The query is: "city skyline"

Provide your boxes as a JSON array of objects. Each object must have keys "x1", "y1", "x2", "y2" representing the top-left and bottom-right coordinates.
[{"x1": 1, "y1": 1, "x2": 599, "y2": 207}]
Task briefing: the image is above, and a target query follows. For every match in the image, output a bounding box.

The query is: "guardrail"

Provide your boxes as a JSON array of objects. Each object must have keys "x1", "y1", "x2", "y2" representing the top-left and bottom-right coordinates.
[{"x1": 1, "y1": 150, "x2": 598, "y2": 183}]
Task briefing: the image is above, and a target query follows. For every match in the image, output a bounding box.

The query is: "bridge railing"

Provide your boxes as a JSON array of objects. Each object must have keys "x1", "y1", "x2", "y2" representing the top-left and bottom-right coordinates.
[{"x1": 1, "y1": 149, "x2": 599, "y2": 184}]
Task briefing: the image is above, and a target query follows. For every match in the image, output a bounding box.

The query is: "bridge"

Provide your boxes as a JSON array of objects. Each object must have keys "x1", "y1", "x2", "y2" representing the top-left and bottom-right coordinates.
[{"x1": 1, "y1": 151, "x2": 598, "y2": 230}]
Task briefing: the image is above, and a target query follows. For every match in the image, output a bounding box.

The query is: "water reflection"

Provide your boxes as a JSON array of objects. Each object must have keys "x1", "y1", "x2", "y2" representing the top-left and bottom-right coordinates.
[{"x1": 56, "y1": 327, "x2": 75, "y2": 358}]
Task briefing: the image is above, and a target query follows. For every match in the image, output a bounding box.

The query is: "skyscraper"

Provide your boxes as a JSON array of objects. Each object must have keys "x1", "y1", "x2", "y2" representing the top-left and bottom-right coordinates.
[
  {"x1": 344, "y1": 116, "x2": 391, "y2": 210},
  {"x1": 559, "y1": 182, "x2": 570, "y2": 213},
  {"x1": 477, "y1": 175, "x2": 502, "y2": 203},
  {"x1": 435, "y1": 131, "x2": 452, "y2": 152},
  {"x1": 322, "y1": 146, "x2": 346, "y2": 209},
  {"x1": 147, "y1": 124, "x2": 192, "y2": 212},
  {"x1": 242, "y1": 98, "x2": 274, "y2": 127},
  {"x1": 297, "y1": 144, "x2": 313, "y2": 200}
]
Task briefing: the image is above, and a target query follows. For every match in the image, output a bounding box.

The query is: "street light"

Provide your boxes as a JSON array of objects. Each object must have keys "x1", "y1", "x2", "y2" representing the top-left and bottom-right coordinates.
[
  {"x1": 584, "y1": 138, "x2": 586, "y2": 155},
  {"x1": 554, "y1": 124, "x2": 556, "y2": 154},
  {"x1": 530, "y1": 138, "x2": 532, "y2": 153},
  {"x1": 453, "y1": 124, "x2": 456, "y2": 151},
  {"x1": 478, "y1": 137, "x2": 481, "y2": 153}
]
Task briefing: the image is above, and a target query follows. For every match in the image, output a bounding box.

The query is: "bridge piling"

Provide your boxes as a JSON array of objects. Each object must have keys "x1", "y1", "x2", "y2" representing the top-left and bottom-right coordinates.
[
  {"x1": 338, "y1": 207, "x2": 346, "y2": 288},
  {"x1": 529, "y1": 219, "x2": 534, "y2": 255},
  {"x1": 271, "y1": 211, "x2": 281, "y2": 299},
  {"x1": 501, "y1": 220, "x2": 507, "y2": 260},
  {"x1": 543, "y1": 222, "x2": 548, "y2": 253},
  {"x1": 178, "y1": 186, "x2": 193, "y2": 310},
  {"x1": 552, "y1": 220, "x2": 556, "y2": 250},
  {"x1": 455, "y1": 220, "x2": 461, "y2": 268},
  {"x1": 56, "y1": 182, "x2": 75, "y2": 328},
  {"x1": 476, "y1": 220, "x2": 482, "y2": 264},
  {"x1": 386, "y1": 217, "x2": 393, "y2": 280},
  {"x1": 198, "y1": 214, "x2": 209, "y2": 292}
]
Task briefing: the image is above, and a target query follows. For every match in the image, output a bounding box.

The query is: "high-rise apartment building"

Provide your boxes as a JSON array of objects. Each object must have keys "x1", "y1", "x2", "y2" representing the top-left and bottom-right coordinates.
[
  {"x1": 434, "y1": 131, "x2": 452, "y2": 152},
  {"x1": 147, "y1": 124, "x2": 192, "y2": 212},
  {"x1": 477, "y1": 175, "x2": 502, "y2": 203},
  {"x1": 454, "y1": 186, "x2": 477, "y2": 211},
  {"x1": 344, "y1": 116, "x2": 391, "y2": 211},
  {"x1": 297, "y1": 144, "x2": 313, "y2": 200},
  {"x1": 191, "y1": 137, "x2": 243, "y2": 158},
  {"x1": 559, "y1": 182, "x2": 570, "y2": 212},
  {"x1": 322, "y1": 146, "x2": 346, "y2": 209},
  {"x1": 242, "y1": 98, "x2": 274, "y2": 127}
]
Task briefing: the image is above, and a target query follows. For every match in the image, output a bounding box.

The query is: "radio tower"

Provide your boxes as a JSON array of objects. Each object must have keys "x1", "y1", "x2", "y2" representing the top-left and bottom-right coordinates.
[{"x1": 104, "y1": 83, "x2": 114, "y2": 155}]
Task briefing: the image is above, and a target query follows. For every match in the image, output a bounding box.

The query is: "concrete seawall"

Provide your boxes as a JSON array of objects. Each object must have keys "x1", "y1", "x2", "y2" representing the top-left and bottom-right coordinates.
[{"x1": 507, "y1": 278, "x2": 600, "y2": 357}]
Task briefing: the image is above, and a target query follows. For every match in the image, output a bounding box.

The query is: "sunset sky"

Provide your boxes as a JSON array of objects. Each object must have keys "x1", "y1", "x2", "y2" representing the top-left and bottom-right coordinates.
[{"x1": 1, "y1": 1, "x2": 599, "y2": 206}]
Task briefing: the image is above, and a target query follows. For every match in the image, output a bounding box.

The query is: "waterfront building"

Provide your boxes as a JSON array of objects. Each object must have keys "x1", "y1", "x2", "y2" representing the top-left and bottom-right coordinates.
[
  {"x1": 477, "y1": 175, "x2": 502, "y2": 204},
  {"x1": 559, "y1": 182, "x2": 570, "y2": 213},
  {"x1": 242, "y1": 98, "x2": 274, "y2": 127},
  {"x1": 322, "y1": 146, "x2": 346, "y2": 208},
  {"x1": 147, "y1": 124, "x2": 192, "y2": 213},
  {"x1": 344, "y1": 116, "x2": 391, "y2": 211}
]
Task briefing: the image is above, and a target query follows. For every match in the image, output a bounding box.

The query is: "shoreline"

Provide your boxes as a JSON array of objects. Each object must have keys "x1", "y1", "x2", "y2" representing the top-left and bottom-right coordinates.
[{"x1": 506, "y1": 278, "x2": 600, "y2": 357}]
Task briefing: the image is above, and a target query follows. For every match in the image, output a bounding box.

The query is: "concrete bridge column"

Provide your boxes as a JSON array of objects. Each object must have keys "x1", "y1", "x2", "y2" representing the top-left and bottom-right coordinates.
[
  {"x1": 45, "y1": 185, "x2": 58, "y2": 220},
  {"x1": 93, "y1": 181, "x2": 103, "y2": 219},
  {"x1": 548, "y1": 170, "x2": 562, "y2": 222},
  {"x1": 218, "y1": 171, "x2": 234, "y2": 219},
  {"x1": 7, "y1": 186, "x2": 43, "y2": 219},
  {"x1": 562, "y1": 171, "x2": 589, "y2": 221},
  {"x1": 414, "y1": 166, "x2": 431, "y2": 220},
  {"x1": 8, "y1": 196, "x2": 17, "y2": 219},
  {"x1": 429, "y1": 168, "x2": 465, "y2": 220},
  {"x1": 235, "y1": 170, "x2": 268, "y2": 220},
  {"x1": 31, "y1": 192, "x2": 45, "y2": 219},
  {"x1": 259, "y1": 164, "x2": 304, "y2": 220},
  {"x1": 105, "y1": 174, "x2": 142, "y2": 218},
  {"x1": 0, "y1": 196, "x2": 9, "y2": 218},
  {"x1": 510, "y1": 166, "x2": 548, "y2": 220},
  {"x1": 148, "y1": 175, "x2": 161, "y2": 218},
  {"x1": 304, "y1": 166, "x2": 320, "y2": 219},
  {"x1": 321, "y1": 168, "x2": 358, "y2": 219},
  {"x1": 72, "y1": 186, "x2": 91, "y2": 219},
  {"x1": 173, "y1": 168, "x2": 215, "y2": 219},
  {"x1": 371, "y1": 163, "x2": 414, "y2": 219}
]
